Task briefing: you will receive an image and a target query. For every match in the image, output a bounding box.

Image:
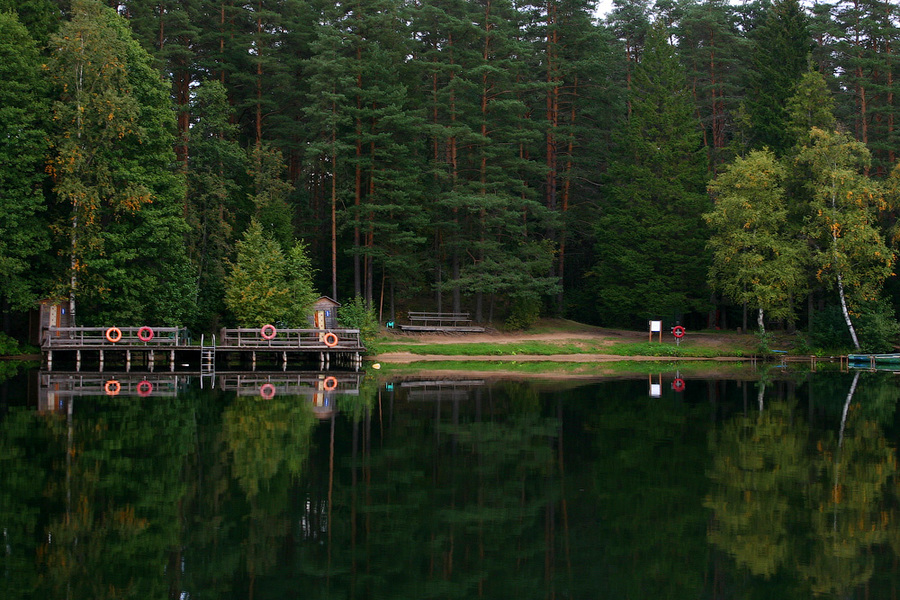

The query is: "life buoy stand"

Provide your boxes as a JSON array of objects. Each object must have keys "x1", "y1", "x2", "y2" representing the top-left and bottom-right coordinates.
[
  {"x1": 260, "y1": 383, "x2": 276, "y2": 399},
  {"x1": 137, "y1": 326, "x2": 154, "y2": 342},
  {"x1": 137, "y1": 380, "x2": 153, "y2": 397},
  {"x1": 105, "y1": 380, "x2": 121, "y2": 396},
  {"x1": 260, "y1": 324, "x2": 277, "y2": 340},
  {"x1": 672, "y1": 378, "x2": 685, "y2": 392},
  {"x1": 323, "y1": 376, "x2": 338, "y2": 391},
  {"x1": 672, "y1": 326, "x2": 685, "y2": 339},
  {"x1": 323, "y1": 332, "x2": 339, "y2": 347},
  {"x1": 106, "y1": 327, "x2": 122, "y2": 343}
]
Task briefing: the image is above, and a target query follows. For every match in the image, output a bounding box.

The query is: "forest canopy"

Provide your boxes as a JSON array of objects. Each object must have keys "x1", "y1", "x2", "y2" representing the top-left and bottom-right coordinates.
[{"x1": 1, "y1": 0, "x2": 899, "y2": 351}]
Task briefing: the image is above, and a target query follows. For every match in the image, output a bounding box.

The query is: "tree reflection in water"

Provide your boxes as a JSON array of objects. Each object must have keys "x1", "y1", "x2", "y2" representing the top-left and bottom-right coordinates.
[
  {"x1": 4, "y1": 370, "x2": 900, "y2": 598},
  {"x1": 707, "y1": 371, "x2": 900, "y2": 596}
]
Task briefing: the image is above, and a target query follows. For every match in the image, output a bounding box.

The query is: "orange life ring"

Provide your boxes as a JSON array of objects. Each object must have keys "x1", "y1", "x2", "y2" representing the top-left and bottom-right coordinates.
[
  {"x1": 104, "y1": 380, "x2": 121, "y2": 395},
  {"x1": 672, "y1": 378, "x2": 685, "y2": 392},
  {"x1": 672, "y1": 326, "x2": 685, "y2": 339},
  {"x1": 106, "y1": 327, "x2": 122, "y2": 343},
  {"x1": 323, "y1": 332, "x2": 338, "y2": 347},
  {"x1": 137, "y1": 326, "x2": 154, "y2": 342},
  {"x1": 323, "y1": 376, "x2": 338, "y2": 391},
  {"x1": 260, "y1": 324, "x2": 277, "y2": 340},
  {"x1": 260, "y1": 383, "x2": 276, "y2": 399},
  {"x1": 137, "y1": 380, "x2": 153, "y2": 397}
]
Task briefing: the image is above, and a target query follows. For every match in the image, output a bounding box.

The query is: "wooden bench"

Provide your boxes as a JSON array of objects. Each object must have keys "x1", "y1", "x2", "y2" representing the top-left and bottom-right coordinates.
[{"x1": 399, "y1": 311, "x2": 485, "y2": 333}]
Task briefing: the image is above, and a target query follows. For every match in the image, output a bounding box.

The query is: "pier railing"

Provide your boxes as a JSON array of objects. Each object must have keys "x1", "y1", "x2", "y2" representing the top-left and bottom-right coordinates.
[
  {"x1": 44, "y1": 326, "x2": 190, "y2": 348},
  {"x1": 219, "y1": 328, "x2": 363, "y2": 350}
]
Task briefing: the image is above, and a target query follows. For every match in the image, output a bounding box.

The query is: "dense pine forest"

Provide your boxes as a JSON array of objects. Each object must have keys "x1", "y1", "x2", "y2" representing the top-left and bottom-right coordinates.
[{"x1": 1, "y1": 0, "x2": 899, "y2": 351}]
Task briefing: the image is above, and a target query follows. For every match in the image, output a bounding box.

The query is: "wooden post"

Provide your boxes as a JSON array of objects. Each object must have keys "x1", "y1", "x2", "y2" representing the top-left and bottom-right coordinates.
[
  {"x1": 76, "y1": 350, "x2": 81, "y2": 371},
  {"x1": 100, "y1": 349, "x2": 104, "y2": 372},
  {"x1": 170, "y1": 350, "x2": 175, "y2": 372},
  {"x1": 649, "y1": 320, "x2": 662, "y2": 343},
  {"x1": 149, "y1": 350, "x2": 154, "y2": 371},
  {"x1": 126, "y1": 350, "x2": 131, "y2": 372}
]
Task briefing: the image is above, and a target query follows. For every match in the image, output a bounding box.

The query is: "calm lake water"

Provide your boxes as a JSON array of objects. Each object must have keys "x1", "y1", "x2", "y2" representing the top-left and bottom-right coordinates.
[{"x1": 2, "y1": 363, "x2": 900, "y2": 599}]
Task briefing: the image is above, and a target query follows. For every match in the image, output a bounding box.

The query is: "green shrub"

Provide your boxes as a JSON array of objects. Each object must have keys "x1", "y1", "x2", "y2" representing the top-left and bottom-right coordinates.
[
  {"x1": 809, "y1": 300, "x2": 900, "y2": 353},
  {"x1": 0, "y1": 332, "x2": 20, "y2": 356},
  {"x1": 809, "y1": 305, "x2": 853, "y2": 350},
  {"x1": 854, "y1": 298, "x2": 900, "y2": 353},
  {"x1": 338, "y1": 296, "x2": 380, "y2": 355},
  {"x1": 505, "y1": 296, "x2": 541, "y2": 331}
]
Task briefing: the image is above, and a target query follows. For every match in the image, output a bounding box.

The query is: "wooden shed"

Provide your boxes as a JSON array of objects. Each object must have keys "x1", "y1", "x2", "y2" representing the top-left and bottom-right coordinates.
[
  {"x1": 308, "y1": 296, "x2": 340, "y2": 329},
  {"x1": 30, "y1": 300, "x2": 73, "y2": 346}
]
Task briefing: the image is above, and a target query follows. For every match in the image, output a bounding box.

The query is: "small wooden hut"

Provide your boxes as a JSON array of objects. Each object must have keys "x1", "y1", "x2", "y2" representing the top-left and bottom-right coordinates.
[
  {"x1": 308, "y1": 296, "x2": 340, "y2": 329},
  {"x1": 30, "y1": 300, "x2": 73, "y2": 346}
]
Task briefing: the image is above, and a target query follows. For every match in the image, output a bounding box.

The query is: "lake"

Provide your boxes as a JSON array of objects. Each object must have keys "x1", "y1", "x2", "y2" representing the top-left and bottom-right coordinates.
[{"x1": 1, "y1": 363, "x2": 899, "y2": 599}]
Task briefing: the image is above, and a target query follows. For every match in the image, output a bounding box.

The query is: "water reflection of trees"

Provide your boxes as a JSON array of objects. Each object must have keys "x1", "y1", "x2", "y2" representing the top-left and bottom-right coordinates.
[
  {"x1": 291, "y1": 381, "x2": 563, "y2": 599},
  {"x1": 706, "y1": 372, "x2": 900, "y2": 597},
  {"x1": 6, "y1": 373, "x2": 900, "y2": 598},
  {"x1": 706, "y1": 399, "x2": 807, "y2": 579},
  {"x1": 0, "y1": 393, "x2": 194, "y2": 599}
]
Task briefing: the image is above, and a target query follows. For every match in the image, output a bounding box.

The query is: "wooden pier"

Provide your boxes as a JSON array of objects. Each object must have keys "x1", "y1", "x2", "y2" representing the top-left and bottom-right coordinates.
[
  {"x1": 42, "y1": 325, "x2": 365, "y2": 371},
  {"x1": 37, "y1": 371, "x2": 364, "y2": 418}
]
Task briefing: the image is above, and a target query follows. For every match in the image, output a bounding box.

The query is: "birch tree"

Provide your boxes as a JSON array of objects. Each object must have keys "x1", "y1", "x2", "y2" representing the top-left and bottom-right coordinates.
[
  {"x1": 48, "y1": 0, "x2": 195, "y2": 325},
  {"x1": 796, "y1": 128, "x2": 894, "y2": 351},
  {"x1": 705, "y1": 150, "x2": 806, "y2": 335}
]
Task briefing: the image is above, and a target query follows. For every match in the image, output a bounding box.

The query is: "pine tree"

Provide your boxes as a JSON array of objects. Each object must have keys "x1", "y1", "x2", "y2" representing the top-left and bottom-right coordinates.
[
  {"x1": 0, "y1": 0, "x2": 60, "y2": 46},
  {"x1": 591, "y1": 20, "x2": 709, "y2": 327},
  {"x1": 744, "y1": 0, "x2": 813, "y2": 155},
  {"x1": 0, "y1": 12, "x2": 50, "y2": 312},
  {"x1": 676, "y1": 0, "x2": 746, "y2": 170},
  {"x1": 118, "y1": 0, "x2": 202, "y2": 176},
  {"x1": 832, "y1": 0, "x2": 900, "y2": 174},
  {"x1": 186, "y1": 78, "x2": 247, "y2": 331},
  {"x1": 342, "y1": 0, "x2": 428, "y2": 308},
  {"x1": 302, "y1": 10, "x2": 355, "y2": 301},
  {"x1": 224, "y1": 219, "x2": 316, "y2": 326}
]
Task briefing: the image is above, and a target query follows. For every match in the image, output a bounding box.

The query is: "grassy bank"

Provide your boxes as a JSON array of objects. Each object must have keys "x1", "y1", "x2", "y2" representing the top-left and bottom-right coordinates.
[
  {"x1": 376, "y1": 339, "x2": 747, "y2": 358},
  {"x1": 373, "y1": 359, "x2": 758, "y2": 376}
]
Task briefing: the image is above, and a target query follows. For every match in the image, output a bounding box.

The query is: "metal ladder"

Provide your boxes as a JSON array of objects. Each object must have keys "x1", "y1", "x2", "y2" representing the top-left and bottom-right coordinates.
[{"x1": 200, "y1": 334, "x2": 216, "y2": 384}]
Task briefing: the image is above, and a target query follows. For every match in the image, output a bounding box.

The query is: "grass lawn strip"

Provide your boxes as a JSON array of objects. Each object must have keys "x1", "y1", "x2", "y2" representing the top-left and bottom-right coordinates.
[{"x1": 376, "y1": 339, "x2": 745, "y2": 358}]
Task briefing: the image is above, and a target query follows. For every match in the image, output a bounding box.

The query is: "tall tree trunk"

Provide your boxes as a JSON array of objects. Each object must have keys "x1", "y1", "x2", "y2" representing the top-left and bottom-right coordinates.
[
  {"x1": 452, "y1": 254, "x2": 460, "y2": 313},
  {"x1": 331, "y1": 147, "x2": 337, "y2": 301},
  {"x1": 255, "y1": 3, "x2": 263, "y2": 144},
  {"x1": 558, "y1": 75, "x2": 578, "y2": 315},
  {"x1": 354, "y1": 43, "x2": 363, "y2": 299}
]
